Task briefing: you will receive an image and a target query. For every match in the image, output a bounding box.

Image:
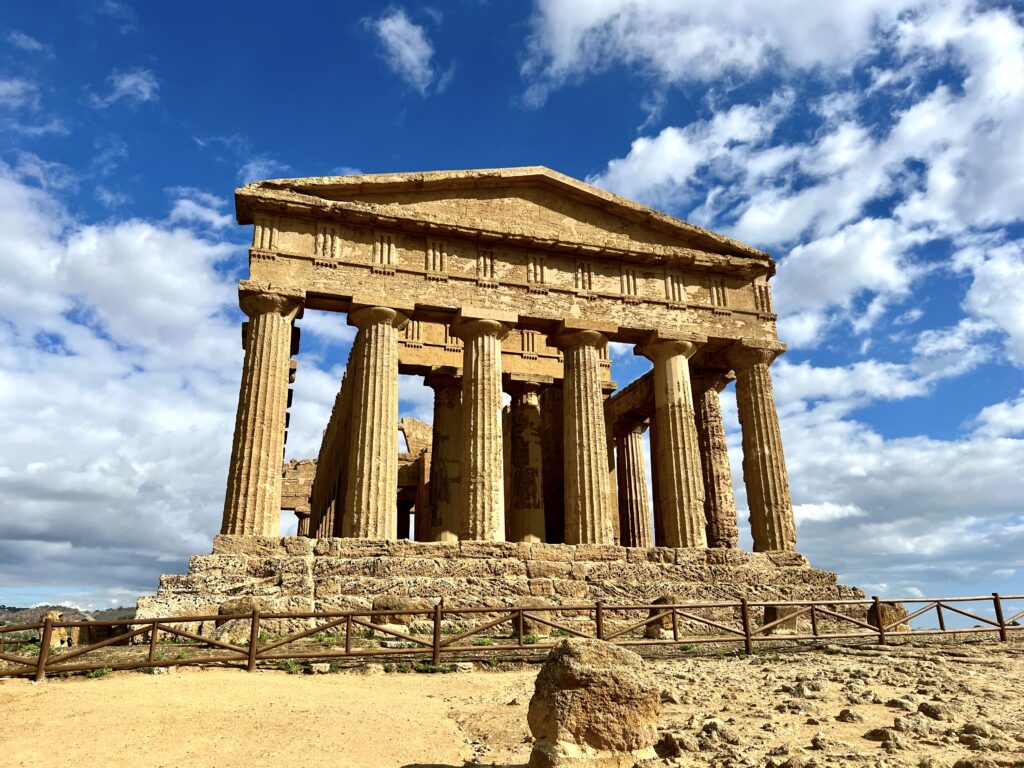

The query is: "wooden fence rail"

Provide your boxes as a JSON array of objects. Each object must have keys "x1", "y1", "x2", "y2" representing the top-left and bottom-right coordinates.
[{"x1": 0, "y1": 593, "x2": 1020, "y2": 681}]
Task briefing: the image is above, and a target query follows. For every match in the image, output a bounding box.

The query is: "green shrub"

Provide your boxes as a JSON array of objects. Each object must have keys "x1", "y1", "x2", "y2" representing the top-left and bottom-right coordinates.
[
  {"x1": 471, "y1": 637, "x2": 494, "y2": 646},
  {"x1": 275, "y1": 659, "x2": 302, "y2": 674},
  {"x1": 523, "y1": 634, "x2": 539, "y2": 645},
  {"x1": 86, "y1": 667, "x2": 113, "y2": 678},
  {"x1": 414, "y1": 661, "x2": 455, "y2": 674}
]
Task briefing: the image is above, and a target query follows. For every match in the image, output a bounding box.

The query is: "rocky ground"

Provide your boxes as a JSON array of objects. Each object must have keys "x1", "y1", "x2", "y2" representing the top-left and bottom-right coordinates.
[
  {"x1": 645, "y1": 641, "x2": 1024, "y2": 768},
  {"x1": 0, "y1": 639, "x2": 1020, "y2": 767}
]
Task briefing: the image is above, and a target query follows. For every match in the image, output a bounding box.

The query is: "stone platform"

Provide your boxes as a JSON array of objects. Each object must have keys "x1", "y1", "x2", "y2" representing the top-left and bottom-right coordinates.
[{"x1": 137, "y1": 536, "x2": 862, "y2": 629}]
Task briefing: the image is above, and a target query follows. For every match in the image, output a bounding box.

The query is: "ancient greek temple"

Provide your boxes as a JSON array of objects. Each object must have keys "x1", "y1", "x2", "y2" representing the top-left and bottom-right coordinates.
[{"x1": 223, "y1": 167, "x2": 796, "y2": 553}]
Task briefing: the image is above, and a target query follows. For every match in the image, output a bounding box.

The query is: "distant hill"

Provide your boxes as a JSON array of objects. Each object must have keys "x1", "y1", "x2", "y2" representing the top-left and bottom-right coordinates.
[{"x1": 0, "y1": 604, "x2": 136, "y2": 625}]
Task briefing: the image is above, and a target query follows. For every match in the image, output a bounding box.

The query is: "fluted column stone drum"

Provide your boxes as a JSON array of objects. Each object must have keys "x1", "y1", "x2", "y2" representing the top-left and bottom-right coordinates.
[
  {"x1": 426, "y1": 368, "x2": 463, "y2": 542},
  {"x1": 553, "y1": 326, "x2": 615, "y2": 545},
  {"x1": 343, "y1": 305, "x2": 408, "y2": 539},
  {"x1": 452, "y1": 311, "x2": 513, "y2": 541},
  {"x1": 693, "y1": 372, "x2": 739, "y2": 549},
  {"x1": 637, "y1": 334, "x2": 707, "y2": 548},
  {"x1": 222, "y1": 282, "x2": 304, "y2": 537},
  {"x1": 507, "y1": 377, "x2": 549, "y2": 543},
  {"x1": 730, "y1": 343, "x2": 797, "y2": 552},
  {"x1": 615, "y1": 422, "x2": 652, "y2": 548}
]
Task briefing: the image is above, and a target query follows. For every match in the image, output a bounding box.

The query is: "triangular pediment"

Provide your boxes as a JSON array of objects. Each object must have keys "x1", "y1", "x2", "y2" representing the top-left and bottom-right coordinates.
[{"x1": 237, "y1": 167, "x2": 768, "y2": 262}]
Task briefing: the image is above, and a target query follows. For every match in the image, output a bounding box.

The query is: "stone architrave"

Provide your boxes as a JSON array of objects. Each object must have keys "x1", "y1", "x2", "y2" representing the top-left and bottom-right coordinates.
[
  {"x1": 426, "y1": 368, "x2": 462, "y2": 542},
  {"x1": 451, "y1": 308, "x2": 515, "y2": 541},
  {"x1": 222, "y1": 281, "x2": 304, "y2": 537},
  {"x1": 637, "y1": 333, "x2": 707, "y2": 548},
  {"x1": 343, "y1": 304, "x2": 408, "y2": 539},
  {"x1": 508, "y1": 375, "x2": 550, "y2": 543},
  {"x1": 729, "y1": 341, "x2": 797, "y2": 552},
  {"x1": 551, "y1": 324, "x2": 615, "y2": 545},
  {"x1": 614, "y1": 422, "x2": 652, "y2": 548},
  {"x1": 692, "y1": 372, "x2": 739, "y2": 549}
]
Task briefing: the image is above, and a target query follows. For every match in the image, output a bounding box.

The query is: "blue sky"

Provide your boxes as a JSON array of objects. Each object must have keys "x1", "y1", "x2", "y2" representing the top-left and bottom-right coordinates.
[{"x1": 1, "y1": 1, "x2": 1022, "y2": 610}]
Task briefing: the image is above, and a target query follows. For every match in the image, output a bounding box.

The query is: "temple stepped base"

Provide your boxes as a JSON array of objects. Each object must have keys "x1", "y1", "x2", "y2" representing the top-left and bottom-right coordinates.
[{"x1": 137, "y1": 536, "x2": 862, "y2": 632}]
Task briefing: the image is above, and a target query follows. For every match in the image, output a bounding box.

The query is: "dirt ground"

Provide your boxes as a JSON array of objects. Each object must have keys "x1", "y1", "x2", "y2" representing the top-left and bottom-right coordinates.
[{"x1": 1, "y1": 641, "x2": 1022, "y2": 768}]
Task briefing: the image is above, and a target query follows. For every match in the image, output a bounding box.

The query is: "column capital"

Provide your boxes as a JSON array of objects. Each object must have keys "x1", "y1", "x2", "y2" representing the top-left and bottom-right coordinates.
[
  {"x1": 238, "y1": 281, "x2": 305, "y2": 319},
  {"x1": 727, "y1": 339, "x2": 786, "y2": 368},
  {"x1": 549, "y1": 320, "x2": 616, "y2": 351},
  {"x1": 451, "y1": 306, "x2": 515, "y2": 341},
  {"x1": 635, "y1": 331, "x2": 706, "y2": 362},
  {"x1": 692, "y1": 369, "x2": 736, "y2": 394},
  {"x1": 424, "y1": 365, "x2": 463, "y2": 391},
  {"x1": 348, "y1": 305, "x2": 409, "y2": 330},
  {"x1": 505, "y1": 373, "x2": 554, "y2": 397},
  {"x1": 612, "y1": 418, "x2": 648, "y2": 439}
]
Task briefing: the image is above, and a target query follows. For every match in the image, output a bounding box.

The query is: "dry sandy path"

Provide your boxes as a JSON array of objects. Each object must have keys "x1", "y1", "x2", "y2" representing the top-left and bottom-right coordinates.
[{"x1": 0, "y1": 667, "x2": 535, "y2": 768}]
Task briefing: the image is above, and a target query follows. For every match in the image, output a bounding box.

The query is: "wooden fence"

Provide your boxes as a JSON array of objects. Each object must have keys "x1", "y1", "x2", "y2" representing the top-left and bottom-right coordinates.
[{"x1": 1, "y1": 593, "x2": 1020, "y2": 681}]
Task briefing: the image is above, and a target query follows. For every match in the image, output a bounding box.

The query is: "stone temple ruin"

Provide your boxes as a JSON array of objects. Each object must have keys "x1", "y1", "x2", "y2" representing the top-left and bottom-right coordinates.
[{"x1": 138, "y1": 167, "x2": 859, "y2": 621}]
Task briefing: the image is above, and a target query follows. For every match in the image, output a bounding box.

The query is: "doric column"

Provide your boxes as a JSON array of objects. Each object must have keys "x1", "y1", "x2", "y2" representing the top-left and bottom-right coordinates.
[
  {"x1": 637, "y1": 333, "x2": 707, "y2": 548},
  {"x1": 693, "y1": 372, "x2": 739, "y2": 549},
  {"x1": 649, "y1": 417, "x2": 665, "y2": 547},
  {"x1": 426, "y1": 368, "x2": 462, "y2": 542},
  {"x1": 507, "y1": 375, "x2": 550, "y2": 543},
  {"x1": 295, "y1": 511, "x2": 311, "y2": 537},
  {"x1": 452, "y1": 309, "x2": 514, "y2": 541},
  {"x1": 552, "y1": 324, "x2": 615, "y2": 545},
  {"x1": 614, "y1": 422, "x2": 652, "y2": 548},
  {"x1": 343, "y1": 305, "x2": 408, "y2": 539},
  {"x1": 222, "y1": 282, "x2": 304, "y2": 537},
  {"x1": 730, "y1": 342, "x2": 797, "y2": 552}
]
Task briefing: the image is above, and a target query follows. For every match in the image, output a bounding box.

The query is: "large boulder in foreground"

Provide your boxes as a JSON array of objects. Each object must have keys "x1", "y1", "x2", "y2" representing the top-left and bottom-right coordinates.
[{"x1": 528, "y1": 639, "x2": 660, "y2": 767}]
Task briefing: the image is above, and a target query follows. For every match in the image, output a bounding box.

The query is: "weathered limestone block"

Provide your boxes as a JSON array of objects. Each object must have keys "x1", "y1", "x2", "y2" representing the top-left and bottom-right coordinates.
[
  {"x1": 216, "y1": 596, "x2": 265, "y2": 624},
  {"x1": 460, "y1": 540, "x2": 522, "y2": 559},
  {"x1": 528, "y1": 639, "x2": 660, "y2": 768},
  {"x1": 527, "y1": 561, "x2": 573, "y2": 580},
  {"x1": 644, "y1": 595, "x2": 682, "y2": 639},
  {"x1": 390, "y1": 540, "x2": 461, "y2": 559},
  {"x1": 524, "y1": 543, "x2": 576, "y2": 562},
  {"x1": 370, "y1": 595, "x2": 434, "y2": 625},
  {"x1": 512, "y1": 597, "x2": 555, "y2": 637},
  {"x1": 762, "y1": 604, "x2": 803, "y2": 634},
  {"x1": 213, "y1": 534, "x2": 287, "y2": 557},
  {"x1": 572, "y1": 544, "x2": 627, "y2": 562},
  {"x1": 313, "y1": 538, "x2": 392, "y2": 558},
  {"x1": 868, "y1": 601, "x2": 911, "y2": 632}
]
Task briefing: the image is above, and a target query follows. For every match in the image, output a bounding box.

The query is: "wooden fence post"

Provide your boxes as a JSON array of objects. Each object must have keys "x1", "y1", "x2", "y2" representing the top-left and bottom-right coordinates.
[
  {"x1": 739, "y1": 598, "x2": 753, "y2": 656},
  {"x1": 432, "y1": 603, "x2": 442, "y2": 665},
  {"x1": 872, "y1": 596, "x2": 886, "y2": 644},
  {"x1": 993, "y1": 593, "x2": 1008, "y2": 642},
  {"x1": 345, "y1": 614, "x2": 352, "y2": 655},
  {"x1": 517, "y1": 609, "x2": 525, "y2": 646},
  {"x1": 35, "y1": 618, "x2": 53, "y2": 682},
  {"x1": 148, "y1": 623, "x2": 159, "y2": 663},
  {"x1": 671, "y1": 607, "x2": 679, "y2": 642},
  {"x1": 810, "y1": 604, "x2": 819, "y2": 637},
  {"x1": 936, "y1": 603, "x2": 946, "y2": 631},
  {"x1": 247, "y1": 608, "x2": 260, "y2": 672},
  {"x1": 595, "y1": 602, "x2": 605, "y2": 641}
]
